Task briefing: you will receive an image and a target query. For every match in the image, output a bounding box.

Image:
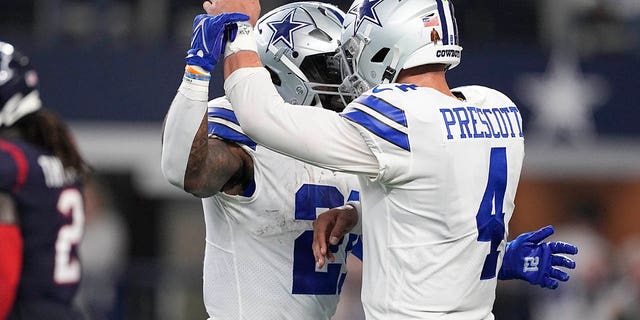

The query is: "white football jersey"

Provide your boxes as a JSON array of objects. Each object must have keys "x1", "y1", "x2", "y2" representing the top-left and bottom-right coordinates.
[
  {"x1": 225, "y1": 68, "x2": 525, "y2": 320},
  {"x1": 202, "y1": 97, "x2": 362, "y2": 320},
  {"x1": 339, "y1": 84, "x2": 525, "y2": 320}
]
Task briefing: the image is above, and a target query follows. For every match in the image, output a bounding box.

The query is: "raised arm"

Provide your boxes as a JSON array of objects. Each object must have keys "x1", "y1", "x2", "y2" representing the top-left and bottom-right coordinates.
[
  {"x1": 161, "y1": 13, "x2": 251, "y2": 198},
  {"x1": 162, "y1": 94, "x2": 246, "y2": 198},
  {"x1": 200, "y1": 2, "x2": 380, "y2": 175}
]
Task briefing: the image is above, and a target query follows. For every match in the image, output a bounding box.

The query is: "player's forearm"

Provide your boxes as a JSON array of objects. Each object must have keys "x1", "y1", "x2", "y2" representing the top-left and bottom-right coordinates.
[
  {"x1": 223, "y1": 51, "x2": 262, "y2": 80},
  {"x1": 161, "y1": 67, "x2": 209, "y2": 189},
  {"x1": 224, "y1": 67, "x2": 379, "y2": 175},
  {"x1": 222, "y1": 21, "x2": 261, "y2": 79}
]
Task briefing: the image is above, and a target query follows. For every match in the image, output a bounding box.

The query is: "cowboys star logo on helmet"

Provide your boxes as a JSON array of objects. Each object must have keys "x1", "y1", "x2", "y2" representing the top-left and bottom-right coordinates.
[
  {"x1": 266, "y1": 8, "x2": 312, "y2": 50},
  {"x1": 354, "y1": 0, "x2": 384, "y2": 32}
]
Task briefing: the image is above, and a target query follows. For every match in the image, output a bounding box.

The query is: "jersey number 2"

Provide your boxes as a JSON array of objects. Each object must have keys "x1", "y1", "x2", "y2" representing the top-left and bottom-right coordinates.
[
  {"x1": 476, "y1": 147, "x2": 507, "y2": 280},
  {"x1": 54, "y1": 188, "x2": 85, "y2": 284}
]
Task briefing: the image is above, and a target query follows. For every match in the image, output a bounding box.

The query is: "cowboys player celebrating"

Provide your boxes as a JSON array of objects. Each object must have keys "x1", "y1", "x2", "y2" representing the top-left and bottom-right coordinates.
[
  {"x1": 162, "y1": 1, "x2": 578, "y2": 319},
  {"x1": 194, "y1": 0, "x2": 579, "y2": 319}
]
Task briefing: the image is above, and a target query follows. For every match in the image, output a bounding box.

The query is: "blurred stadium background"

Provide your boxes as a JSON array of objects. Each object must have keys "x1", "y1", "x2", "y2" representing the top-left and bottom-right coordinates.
[{"x1": 2, "y1": 0, "x2": 640, "y2": 319}]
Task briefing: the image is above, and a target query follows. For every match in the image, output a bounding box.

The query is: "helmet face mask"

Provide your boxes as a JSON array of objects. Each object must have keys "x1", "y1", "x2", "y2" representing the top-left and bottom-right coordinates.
[
  {"x1": 0, "y1": 41, "x2": 41, "y2": 127},
  {"x1": 337, "y1": 0, "x2": 463, "y2": 96},
  {"x1": 336, "y1": 34, "x2": 372, "y2": 102},
  {"x1": 256, "y1": 2, "x2": 349, "y2": 112},
  {"x1": 298, "y1": 51, "x2": 344, "y2": 111}
]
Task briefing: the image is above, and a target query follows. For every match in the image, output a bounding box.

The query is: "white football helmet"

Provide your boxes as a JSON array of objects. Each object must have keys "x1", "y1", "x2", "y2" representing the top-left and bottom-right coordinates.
[
  {"x1": 256, "y1": 2, "x2": 347, "y2": 111},
  {"x1": 337, "y1": 0, "x2": 463, "y2": 97}
]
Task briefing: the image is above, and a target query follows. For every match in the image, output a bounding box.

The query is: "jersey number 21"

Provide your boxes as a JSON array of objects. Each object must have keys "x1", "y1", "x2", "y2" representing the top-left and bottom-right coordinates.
[{"x1": 292, "y1": 184, "x2": 359, "y2": 294}]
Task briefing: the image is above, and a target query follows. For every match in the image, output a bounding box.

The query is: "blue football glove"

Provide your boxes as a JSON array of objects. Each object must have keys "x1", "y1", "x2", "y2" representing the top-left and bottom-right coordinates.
[
  {"x1": 498, "y1": 225, "x2": 578, "y2": 289},
  {"x1": 185, "y1": 13, "x2": 249, "y2": 71}
]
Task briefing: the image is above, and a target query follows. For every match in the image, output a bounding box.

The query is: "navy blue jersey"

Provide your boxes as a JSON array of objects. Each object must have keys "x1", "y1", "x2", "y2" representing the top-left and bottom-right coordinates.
[{"x1": 0, "y1": 138, "x2": 84, "y2": 316}]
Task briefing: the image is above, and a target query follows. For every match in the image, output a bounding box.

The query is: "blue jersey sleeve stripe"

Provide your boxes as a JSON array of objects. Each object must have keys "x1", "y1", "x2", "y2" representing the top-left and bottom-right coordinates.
[
  {"x1": 207, "y1": 122, "x2": 257, "y2": 150},
  {"x1": 208, "y1": 107, "x2": 239, "y2": 125},
  {"x1": 354, "y1": 95, "x2": 407, "y2": 127},
  {"x1": 436, "y1": 0, "x2": 449, "y2": 45},
  {"x1": 341, "y1": 110, "x2": 410, "y2": 151}
]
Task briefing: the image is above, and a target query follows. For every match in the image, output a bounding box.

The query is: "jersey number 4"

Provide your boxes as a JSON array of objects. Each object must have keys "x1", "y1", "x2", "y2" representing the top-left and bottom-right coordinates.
[
  {"x1": 292, "y1": 184, "x2": 359, "y2": 295},
  {"x1": 476, "y1": 147, "x2": 507, "y2": 280}
]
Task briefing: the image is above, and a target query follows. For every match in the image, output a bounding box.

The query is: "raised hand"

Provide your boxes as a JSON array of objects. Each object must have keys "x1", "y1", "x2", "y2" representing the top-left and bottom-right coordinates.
[
  {"x1": 499, "y1": 225, "x2": 578, "y2": 289},
  {"x1": 312, "y1": 204, "x2": 359, "y2": 269},
  {"x1": 203, "y1": 0, "x2": 261, "y2": 26},
  {"x1": 185, "y1": 13, "x2": 249, "y2": 71}
]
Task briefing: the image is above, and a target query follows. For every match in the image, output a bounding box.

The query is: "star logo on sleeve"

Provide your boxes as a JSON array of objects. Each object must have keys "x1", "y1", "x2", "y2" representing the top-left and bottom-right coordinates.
[
  {"x1": 354, "y1": 0, "x2": 385, "y2": 32},
  {"x1": 266, "y1": 9, "x2": 312, "y2": 50}
]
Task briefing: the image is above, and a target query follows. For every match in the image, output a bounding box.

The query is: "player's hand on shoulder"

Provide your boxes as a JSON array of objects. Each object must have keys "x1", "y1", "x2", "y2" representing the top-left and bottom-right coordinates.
[
  {"x1": 499, "y1": 225, "x2": 578, "y2": 289},
  {"x1": 312, "y1": 204, "x2": 359, "y2": 269}
]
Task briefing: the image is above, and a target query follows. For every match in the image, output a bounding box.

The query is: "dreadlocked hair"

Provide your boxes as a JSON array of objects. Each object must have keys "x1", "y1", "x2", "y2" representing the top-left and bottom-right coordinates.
[{"x1": 14, "y1": 108, "x2": 91, "y2": 180}]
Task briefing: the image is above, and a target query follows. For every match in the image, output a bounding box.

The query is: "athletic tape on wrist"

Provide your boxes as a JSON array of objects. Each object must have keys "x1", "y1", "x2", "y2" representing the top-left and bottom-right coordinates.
[
  {"x1": 224, "y1": 23, "x2": 258, "y2": 58},
  {"x1": 180, "y1": 65, "x2": 210, "y2": 101},
  {"x1": 184, "y1": 65, "x2": 211, "y2": 82}
]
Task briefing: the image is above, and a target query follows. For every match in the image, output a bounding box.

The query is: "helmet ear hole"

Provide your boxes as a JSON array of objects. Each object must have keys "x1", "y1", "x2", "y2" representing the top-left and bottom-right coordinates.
[
  {"x1": 371, "y1": 48, "x2": 390, "y2": 63},
  {"x1": 308, "y1": 28, "x2": 332, "y2": 42}
]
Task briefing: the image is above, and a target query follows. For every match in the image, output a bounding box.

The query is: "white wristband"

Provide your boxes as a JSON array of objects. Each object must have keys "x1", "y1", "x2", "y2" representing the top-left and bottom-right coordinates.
[
  {"x1": 224, "y1": 23, "x2": 258, "y2": 58},
  {"x1": 179, "y1": 65, "x2": 210, "y2": 101}
]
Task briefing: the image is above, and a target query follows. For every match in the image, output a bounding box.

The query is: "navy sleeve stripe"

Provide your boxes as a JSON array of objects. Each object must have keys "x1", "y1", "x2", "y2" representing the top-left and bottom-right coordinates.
[
  {"x1": 208, "y1": 107, "x2": 239, "y2": 125},
  {"x1": 207, "y1": 122, "x2": 257, "y2": 150},
  {"x1": 354, "y1": 95, "x2": 407, "y2": 127},
  {"x1": 341, "y1": 110, "x2": 410, "y2": 151}
]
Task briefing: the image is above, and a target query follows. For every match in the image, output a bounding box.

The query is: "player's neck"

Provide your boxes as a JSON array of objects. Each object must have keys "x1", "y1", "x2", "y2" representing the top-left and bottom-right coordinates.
[{"x1": 396, "y1": 64, "x2": 455, "y2": 99}]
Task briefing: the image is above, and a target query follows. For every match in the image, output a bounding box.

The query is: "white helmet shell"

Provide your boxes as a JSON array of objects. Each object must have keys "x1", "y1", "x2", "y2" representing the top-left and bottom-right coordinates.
[
  {"x1": 338, "y1": 0, "x2": 462, "y2": 95},
  {"x1": 256, "y1": 2, "x2": 346, "y2": 110}
]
